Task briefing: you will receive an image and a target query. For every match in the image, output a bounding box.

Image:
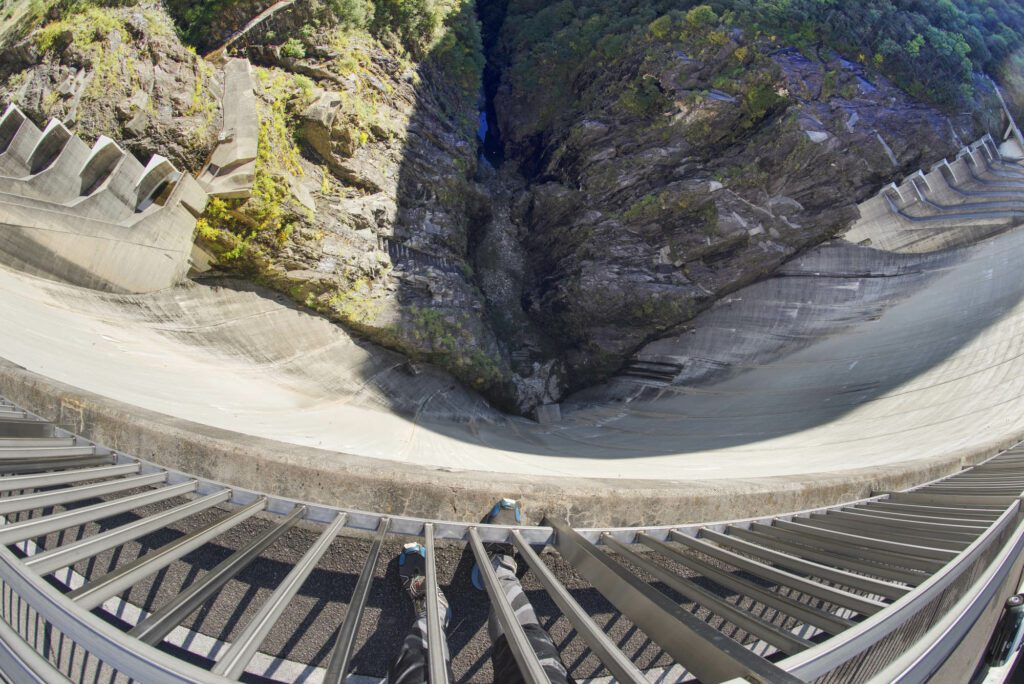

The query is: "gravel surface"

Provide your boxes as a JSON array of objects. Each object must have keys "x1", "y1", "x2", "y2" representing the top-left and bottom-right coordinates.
[{"x1": 12, "y1": 495, "x2": 852, "y2": 682}]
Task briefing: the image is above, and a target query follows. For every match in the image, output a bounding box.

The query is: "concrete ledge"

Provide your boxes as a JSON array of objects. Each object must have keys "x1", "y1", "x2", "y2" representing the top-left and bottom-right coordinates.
[{"x1": 0, "y1": 358, "x2": 1010, "y2": 529}]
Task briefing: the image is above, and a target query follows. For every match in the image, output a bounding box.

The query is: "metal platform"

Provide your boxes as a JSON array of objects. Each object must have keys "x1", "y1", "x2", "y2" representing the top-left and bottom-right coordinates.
[{"x1": 0, "y1": 396, "x2": 1020, "y2": 683}]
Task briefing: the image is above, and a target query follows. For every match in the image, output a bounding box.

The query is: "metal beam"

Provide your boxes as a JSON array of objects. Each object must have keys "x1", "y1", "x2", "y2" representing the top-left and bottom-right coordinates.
[
  {"x1": 797, "y1": 516, "x2": 973, "y2": 550},
  {"x1": 0, "y1": 446, "x2": 95, "y2": 459},
  {"x1": 324, "y1": 517, "x2": 390, "y2": 684},
  {"x1": 546, "y1": 517, "x2": 803, "y2": 684},
  {"x1": 699, "y1": 529, "x2": 909, "y2": 600},
  {"x1": 806, "y1": 514, "x2": 980, "y2": 544},
  {"x1": 883, "y1": 492, "x2": 1015, "y2": 508},
  {"x1": 772, "y1": 519, "x2": 959, "y2": 561},
  {"x1": 468, "y1": 527, "x2": 548, "y2": 683},
  {"x1": 423, "y1": 523, "x2": 450, "y2": 684},
  {"x1": 842, "y1": 507, "x2": 991, "y2": 529},
  {"x1": 637, "y1": 533, "x2": 854, "y2": 635},
  {"x1": 601, "y1": 534, "x2": 813, "y2": 655},
  {"x1": 0, "y1": 472, "x2": 167, "y2": 515},
  {"x1": 803, "y1": 514, "x2": 976, "y2": 546},
  {"x1": 511, "y1": 530, "x2": 648, "y2": 683},
  {"x1": 833, "y1": 509, "x2": 989, "y2": 532},
  {"x1": 728, "y1": 525, "x2": 929, "y2": 585},
  {"x1": 858, "y1": 502, "x2": 1001, "y2": 520},
  {"x1": 0, "y1": 463, "x2": 140, "y2": 492},
  {"x1": 672, "y1": 531, "x2": 886, "y2": 615},
  {"x1": 68, "y1": 498, "x2": 268, "y2": 610},
  {"x1": 777, "y1": 502, "x2": 1020, "y2": 681},
  {"x1": 0, "y1": 480, "x2": 199, "y2": 545},
  {"x1": 0, "y1": 438, "x2": 73, "y2": 448},
  {"x1": 0, "y1": 455, "x2": 113, "y2": 474},
  {"x1": 25, "y1": 490, "x2": 232, "y2": 575},
  {"x1": 747, "y1": 523, "x2": 944, "y2": 573},
  {"x1": 212, "y1": 512, "x2": 346, "y2": 678},
  {"x1": 130, "y1": 505, "x2": 306, "y2": 645}
]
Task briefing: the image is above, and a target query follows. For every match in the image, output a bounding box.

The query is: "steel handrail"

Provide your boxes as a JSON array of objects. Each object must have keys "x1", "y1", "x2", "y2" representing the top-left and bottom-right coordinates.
[
  {"x1": 866, "y1": 516, "x2": 1024, "y2": 683},
  {"x1": 778, "y1": 499, "x2": 1021, "y2": 680}
]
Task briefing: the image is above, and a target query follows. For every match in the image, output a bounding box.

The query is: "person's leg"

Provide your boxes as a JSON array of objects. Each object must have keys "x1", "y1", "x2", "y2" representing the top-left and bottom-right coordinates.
[
  {"x1": 387, "y1": 542, "x2": 452, "y2": 684},
  {"x1": 486, "y1": 551, "x2": 572, "y2": 684},
  {"x1": 474, "y1": 499, "x2": 573, "y2": 684}
]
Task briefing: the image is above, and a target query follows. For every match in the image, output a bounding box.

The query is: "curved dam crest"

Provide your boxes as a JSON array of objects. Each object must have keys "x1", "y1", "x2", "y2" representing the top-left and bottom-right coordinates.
[
  {"x1": 1, "y1": 202, "x2": 1023, "y2": 483},
  {"x1": 3, "y1": 90, "x2": 1024, "y2": 519}
]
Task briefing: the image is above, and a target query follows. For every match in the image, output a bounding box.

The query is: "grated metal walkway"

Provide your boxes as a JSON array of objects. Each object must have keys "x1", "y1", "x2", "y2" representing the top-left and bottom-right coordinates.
[{"x1": 0, "y1": 396, "x2": 1021, "y2": 683}]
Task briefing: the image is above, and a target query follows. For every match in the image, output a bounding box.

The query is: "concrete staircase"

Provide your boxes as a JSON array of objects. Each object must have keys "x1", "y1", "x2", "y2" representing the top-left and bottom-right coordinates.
[
  {"x1": 845, "y1": 135, "x2": 1024, "y2": 252},
  {"x1": 0, "y1": 104, "x2": 209, "y2": 293}
]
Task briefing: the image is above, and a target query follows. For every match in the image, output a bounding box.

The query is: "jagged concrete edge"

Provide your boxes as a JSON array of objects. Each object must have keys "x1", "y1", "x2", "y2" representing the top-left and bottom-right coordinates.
[{"x1": 0, "y1": 357, "x2": 1014, "y2": 528}]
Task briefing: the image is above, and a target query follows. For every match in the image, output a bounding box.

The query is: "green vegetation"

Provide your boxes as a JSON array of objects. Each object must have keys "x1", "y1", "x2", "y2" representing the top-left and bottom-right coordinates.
[
  {"x1": 622, "y1": 188, "x2": 718, "y2": 231},
  {"x1": 499, "y1": 0, "x2": 1024, "y2": 112},
  {"x1": 408, "y1": 307, "x2": 503, "y2": 388},
  {"x1": 185, "y1": 59, "x2": 218, "y2": 142},
  {"x1": 715, "y1": 0, "x2": 1024, "y2": 106},
  {"x1": 196, "y1": 68, "x2": 313, "y2": 263},
  {"x1": 280, "y1": 36, "x2": 306, "y2": 58},
  {"x1": 497, "y1": 2, "x2": 783, "y2": 147},
  {"x1": 250, "y1": 69, "x2": 310, "y2": 245},
  {"x1": 167, "y1": 0, "x2": 477, "y2": 65},
  {"x1": 31, "y1": 4, "x2": 146, "y2": 103}
]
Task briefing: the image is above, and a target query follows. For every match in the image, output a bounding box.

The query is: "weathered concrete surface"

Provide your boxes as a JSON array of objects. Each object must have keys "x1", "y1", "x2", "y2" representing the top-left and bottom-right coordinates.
[
  {"x1": 198, "y1": 58, "x2": 257, "y2": 199},
  {"x1": 4, "y1": 203, "x2": 1024, "y2": 523},
  {"x1": 0, "y1": 181, "x2": 202, "y2": 293},
  {"x1": 845, "y1": 142, "x2": 1024, "y2": 251},
  {"x1": 0, "y1": 105, "x2": 208, "y2": 293},
  {"x1": 0, "y1": 357, "x2": 975, "y2": 529},
  {"x1": 2, "y1": 98, "x2": 1024, "y2": 524}
]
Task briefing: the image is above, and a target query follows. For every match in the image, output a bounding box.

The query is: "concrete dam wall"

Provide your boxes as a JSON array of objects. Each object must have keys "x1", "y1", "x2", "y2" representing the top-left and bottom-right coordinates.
[
  {"x1": 0, "y1": 105, "x2": 1023, "y2": 523},
  {"x1": 0, "y1": 104, "x2": 208, "y2": 294}
]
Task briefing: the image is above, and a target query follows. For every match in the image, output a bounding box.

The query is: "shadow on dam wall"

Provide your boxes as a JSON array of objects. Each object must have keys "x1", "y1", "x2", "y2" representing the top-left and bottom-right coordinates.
[{"x1": 346, "y1": 0, "x2": 1024, "y2": 458}]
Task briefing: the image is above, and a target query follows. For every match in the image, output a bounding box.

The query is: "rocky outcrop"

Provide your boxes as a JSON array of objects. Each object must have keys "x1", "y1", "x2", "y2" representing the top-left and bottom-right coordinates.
[
  {"x1": 489, "y1": 12, "x2": 987, "y2": 389},
  {"x1": 0, "y1": 4, "x2": 220, "y2": 170},
  {"x1": 191, "y1": 8, "x2": 552, "y2": 413}
]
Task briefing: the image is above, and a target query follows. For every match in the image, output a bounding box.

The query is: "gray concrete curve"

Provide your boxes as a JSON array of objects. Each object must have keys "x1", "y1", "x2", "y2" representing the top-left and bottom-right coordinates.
[{"x1": 3, "y1": 133, "x2": 1024, "y2": 524}]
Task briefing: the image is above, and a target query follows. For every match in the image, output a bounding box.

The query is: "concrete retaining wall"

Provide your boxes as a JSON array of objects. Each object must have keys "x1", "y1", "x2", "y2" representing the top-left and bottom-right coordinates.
[
  {"x1": 844, "y1": 134, "x2": 1024, "y2": 252},
  {"x1": 199, "y1": 58, "x2": 258, "y2": 199},
  {"x1": 0, "y1": 358, "x2": 1001, "y2": 528},
  {"x1": 0, "y1": 104, "x2": 208, "y2": 293}
]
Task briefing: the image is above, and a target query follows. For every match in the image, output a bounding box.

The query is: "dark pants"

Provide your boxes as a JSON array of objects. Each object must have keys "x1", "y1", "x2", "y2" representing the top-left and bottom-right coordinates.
[
  {"x1": 387, "y1": 554, "x2": 572, "y2": 683},
  {"x1": 386, "y1": 614, "x2": 453, "y2": 684}
]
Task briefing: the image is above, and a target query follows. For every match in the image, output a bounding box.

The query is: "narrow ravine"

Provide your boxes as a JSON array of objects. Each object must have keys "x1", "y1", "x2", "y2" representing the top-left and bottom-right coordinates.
[
  {"x1": 475, "y1": 0, "x2": 508, "y2": 167},
  {"x1": 465, "y1": 0, "x2": 568, "y2": 415}
]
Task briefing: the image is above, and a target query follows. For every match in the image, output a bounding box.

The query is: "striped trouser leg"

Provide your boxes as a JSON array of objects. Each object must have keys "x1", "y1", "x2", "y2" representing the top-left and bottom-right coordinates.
[
  {"x1": 489, "y1": 554, "x2": 573, "y2": 684},
  {"x1": 387, "y1": 615, "x2": 452, "y2": 684}
]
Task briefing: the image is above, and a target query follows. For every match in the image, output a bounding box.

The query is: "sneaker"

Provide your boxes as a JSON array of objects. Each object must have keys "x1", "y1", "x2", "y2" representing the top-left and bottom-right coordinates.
[
  {"x1": 398, "y1": 542, "x2": 451, "y2": 627},
  {"x1": 472, "y1": 498, "x2": 521, "y2": 591}
]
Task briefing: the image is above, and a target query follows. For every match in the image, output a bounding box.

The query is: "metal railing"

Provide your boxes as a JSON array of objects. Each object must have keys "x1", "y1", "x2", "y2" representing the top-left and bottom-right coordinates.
[{"x1": 0, "y1": 394, "x2": 1021, "y2": 683}]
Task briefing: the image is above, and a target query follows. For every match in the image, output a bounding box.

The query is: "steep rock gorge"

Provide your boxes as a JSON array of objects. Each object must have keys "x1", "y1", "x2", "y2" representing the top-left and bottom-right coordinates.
[
  {"x1": 485, "y1": 2, "x2": 992, "y2": 390},
  {"x1": 0, "y1": 0, "x2": 1009, "y2": 418}
]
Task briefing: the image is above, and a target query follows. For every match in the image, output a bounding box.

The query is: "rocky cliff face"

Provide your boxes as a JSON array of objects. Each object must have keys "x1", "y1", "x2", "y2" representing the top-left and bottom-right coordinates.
[
  {"x1": 0, "y1": 0, "x2": 1000, "y2": 417},
  {"x1": 190, "y1": 0, "x2": 550, "y2": 413},
  {"x1": 0, "y1": 2, "x2": 219, "y2": 169},
  {"x1": 486, "y1": 6, "x2": 986, "y2": 390}
]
